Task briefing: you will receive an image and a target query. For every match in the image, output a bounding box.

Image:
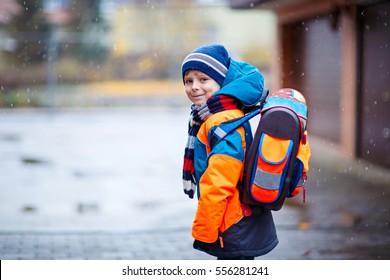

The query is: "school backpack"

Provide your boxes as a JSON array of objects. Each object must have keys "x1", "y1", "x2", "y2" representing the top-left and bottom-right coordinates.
[{"x1": 211, "y1": 88, "x2": 309, "y2": 211}]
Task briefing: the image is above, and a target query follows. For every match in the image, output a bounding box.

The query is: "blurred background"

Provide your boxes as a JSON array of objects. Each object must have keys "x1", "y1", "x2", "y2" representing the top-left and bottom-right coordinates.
[
  {"x1": 0, "y1": 0, "x2": 389, "y2": 260},
  {"x1": 0, "y1": 0, "x2": 276, "y2": 108}
]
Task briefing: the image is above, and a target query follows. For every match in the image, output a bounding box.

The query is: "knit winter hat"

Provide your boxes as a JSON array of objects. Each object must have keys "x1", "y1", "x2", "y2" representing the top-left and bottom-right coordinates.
[{"x1": 181, "y1": 44, "x2": 230, "y2": 87}]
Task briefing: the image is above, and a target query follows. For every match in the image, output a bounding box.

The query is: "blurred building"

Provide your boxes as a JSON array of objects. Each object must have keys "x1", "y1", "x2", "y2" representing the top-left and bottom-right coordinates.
[
  {"x1": 230, "y1": 0, "x2": 390, "y2": 169},
  {"x1": 102, "y1": 0, "x2": 276, "y2": 80},
  {"x1": 0, "y1": 0, "x2": 276, "y2": 84}
]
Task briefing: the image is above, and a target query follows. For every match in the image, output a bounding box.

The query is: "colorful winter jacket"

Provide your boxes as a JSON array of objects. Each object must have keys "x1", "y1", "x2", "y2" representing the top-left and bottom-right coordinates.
[{"x1": 191, "y1": 59, "x2": 279, "y2": 258}]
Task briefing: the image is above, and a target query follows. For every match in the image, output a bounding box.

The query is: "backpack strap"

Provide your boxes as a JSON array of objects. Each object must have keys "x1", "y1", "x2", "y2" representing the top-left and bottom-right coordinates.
[
  {"x1": 209, "y1": 88, "x2": 269, "y2": 148},
  {"x1": 210, "y1": 108, "x2": 261, "y2": 149}
]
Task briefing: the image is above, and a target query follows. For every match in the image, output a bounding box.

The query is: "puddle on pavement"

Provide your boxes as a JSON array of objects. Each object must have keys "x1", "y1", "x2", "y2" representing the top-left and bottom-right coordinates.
[
  {"x1": 320, "y1": 244, "x2": 390, "y2": 259},
  {"x1": 77, "y1": 203, "x2": 100, "y2": 214},
  {"x1": 284, "y1": 198, "x2": 312, "y2": 230},
  {"x1": 134, "y1": 200, "x2": 163, "y2": 211},
  {"x1": 21, "y1": 205, "x2": 38, "y2": 213},
  {"x1": 285, "y1": 195, "x2": 366, "y2": 230},
  {"x1": 72, "y1": 170, "x2": 113, "y2": 178},
  {"x1": 340, "y1": 213, "x2": 364, "y2": 227},
  {"x1": 21, "y1": 203, "x2": 101, "y2": 215},
  {"x1": 21, "y1": 157, "x2": 50, "y2": 165},
  {"x1": 0, "y1": 133, "x2": 21, "y2": 142}
]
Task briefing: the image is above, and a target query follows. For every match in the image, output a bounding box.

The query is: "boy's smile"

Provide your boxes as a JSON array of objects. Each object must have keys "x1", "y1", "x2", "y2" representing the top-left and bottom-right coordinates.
[{"x1": 184, "y1": 70, "x2": 221, "y2": 106}]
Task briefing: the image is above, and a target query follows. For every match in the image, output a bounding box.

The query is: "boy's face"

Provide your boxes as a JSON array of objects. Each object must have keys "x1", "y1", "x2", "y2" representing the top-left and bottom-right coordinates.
[{"x1": 184, "y1": 70, "x2": 221, "y2": 106}]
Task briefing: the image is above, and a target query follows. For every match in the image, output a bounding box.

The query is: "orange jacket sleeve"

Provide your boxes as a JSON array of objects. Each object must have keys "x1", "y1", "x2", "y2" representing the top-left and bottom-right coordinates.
[{"x1": 192, "y1": 153, "x2": 244, "y2": 243}]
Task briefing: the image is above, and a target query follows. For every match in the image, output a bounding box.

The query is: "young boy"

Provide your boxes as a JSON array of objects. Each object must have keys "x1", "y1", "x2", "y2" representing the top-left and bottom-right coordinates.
[{"x1": 181, "y1": 44, "x2": 278, "y2": 259}]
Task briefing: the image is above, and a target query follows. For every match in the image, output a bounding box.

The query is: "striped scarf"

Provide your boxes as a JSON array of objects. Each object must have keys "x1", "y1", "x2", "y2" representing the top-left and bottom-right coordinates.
[{"x1": 183, "y1": 95, "x2": 241, "y2": 198}]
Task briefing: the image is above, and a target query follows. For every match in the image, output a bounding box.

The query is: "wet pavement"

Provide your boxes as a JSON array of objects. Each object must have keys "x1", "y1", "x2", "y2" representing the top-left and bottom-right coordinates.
[{"x1": 0, "y1": 107, "x2": 389, "y2": 260}]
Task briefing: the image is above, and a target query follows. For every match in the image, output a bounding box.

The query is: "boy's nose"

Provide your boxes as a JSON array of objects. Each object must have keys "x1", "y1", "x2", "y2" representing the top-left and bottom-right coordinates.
[{"x1": 192, "y1": 80, "x2": 200, "y2": 90}]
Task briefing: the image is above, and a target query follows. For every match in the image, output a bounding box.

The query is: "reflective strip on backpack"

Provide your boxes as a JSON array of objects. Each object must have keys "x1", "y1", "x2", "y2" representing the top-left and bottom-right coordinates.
[{"x1": 253, "y1": 168, "x2": 282, "y2": 191}]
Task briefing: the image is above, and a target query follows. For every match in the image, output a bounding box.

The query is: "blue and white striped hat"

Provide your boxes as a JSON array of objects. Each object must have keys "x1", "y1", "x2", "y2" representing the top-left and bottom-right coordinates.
[{"x1": 181, "y1": 44, "x2": 230, "y2": 86}]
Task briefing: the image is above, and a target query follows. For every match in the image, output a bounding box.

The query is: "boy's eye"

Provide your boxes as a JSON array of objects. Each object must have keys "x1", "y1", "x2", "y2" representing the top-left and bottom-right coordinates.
[{"x1": 184, "y1": 79, "x2": 192, "y2": 85}]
